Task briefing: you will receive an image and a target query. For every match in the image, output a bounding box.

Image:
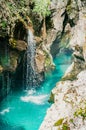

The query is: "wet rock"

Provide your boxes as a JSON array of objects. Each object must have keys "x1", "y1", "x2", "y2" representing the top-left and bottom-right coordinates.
[
  {"x1": 9, "y1": 38, "x2": 27, "y2": 51},
  {"x1": 8, "y1": 51, "x2": 19, "y2": 72},
  {"x1": 48, "y1": 92, "x2": 54, "y2": 103},
  {"x1": 35, "y1": 49, "x2": 45, "y2": 73}
]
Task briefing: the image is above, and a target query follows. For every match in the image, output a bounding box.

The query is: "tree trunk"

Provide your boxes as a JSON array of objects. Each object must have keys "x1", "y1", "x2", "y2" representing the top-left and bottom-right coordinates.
[{"x1": 42, "y1": 18, "x2": 47, "y2": 40}]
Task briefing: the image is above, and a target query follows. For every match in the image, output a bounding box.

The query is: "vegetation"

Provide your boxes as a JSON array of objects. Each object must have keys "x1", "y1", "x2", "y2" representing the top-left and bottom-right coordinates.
[
  {"x1": 54, "y1": 118, "x2": 64, "y2": 126},
  {"x1": 0, "y1": 0, "x2": 30, "y2": 36},
  {"x1": 74, "y1": 105, "x2": 86, "y2": 120},
  {"x1": 32, "y1": 0, "x2": 51, "y2": 39},
  {"x1": 54, "y1": 118, "x2": 70, "y2": 130}
]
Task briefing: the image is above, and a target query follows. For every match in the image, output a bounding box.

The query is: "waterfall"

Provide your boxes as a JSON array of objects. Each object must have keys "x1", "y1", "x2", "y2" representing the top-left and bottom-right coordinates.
[
  {"x1": 0, "y1": 39, "x2": 12, "y2": 101},
  {"x1": 23, "y1": 29, "x2": 39, "y2": 89},
  {"x1": 2, "y1": 72, "x2": 11, "y2": 95},
  {"x1": 1, "y1": 43, "x2": 11, "y2": 95}
]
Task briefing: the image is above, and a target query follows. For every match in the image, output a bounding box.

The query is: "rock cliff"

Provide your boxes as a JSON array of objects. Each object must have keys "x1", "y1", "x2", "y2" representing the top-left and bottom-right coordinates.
[{"x1": 40, "y1": 0, "x2": 86, "y2": 130}]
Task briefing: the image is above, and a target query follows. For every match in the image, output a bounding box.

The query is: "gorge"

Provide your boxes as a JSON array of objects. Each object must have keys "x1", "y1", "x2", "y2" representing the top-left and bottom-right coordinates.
[{"x1": 0, "y1": 0, "x2": 86, "y2": 130}]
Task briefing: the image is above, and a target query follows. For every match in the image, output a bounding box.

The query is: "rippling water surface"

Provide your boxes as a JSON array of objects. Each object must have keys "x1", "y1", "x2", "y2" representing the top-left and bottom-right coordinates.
[{"x1": 0, "y1": 52, "x2": 72, "y2": 130}]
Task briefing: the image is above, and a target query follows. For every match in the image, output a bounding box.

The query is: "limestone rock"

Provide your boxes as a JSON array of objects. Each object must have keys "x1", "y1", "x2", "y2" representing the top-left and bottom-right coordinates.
[
  {"x1": 15, "y1": 40, "x2": 27, "y2": 51},
  {"x1": 40, "y1": 1, "x2": 86, "y2": 129},
  {"x1": 9, "y1": 38, "x2": 27, "y2": 51},
  {"x1": 35, "y1": 49, "x2": 45, "y2": 73},
  {"x1": 51, "y1": 0, "x2": 67, "y2": 31},
  {"x1": 83, "y1": 42, "x2": 86, "y2": 62},
  {"x1": 39, "y1": 70, "x2": 86, "y2": 130}
]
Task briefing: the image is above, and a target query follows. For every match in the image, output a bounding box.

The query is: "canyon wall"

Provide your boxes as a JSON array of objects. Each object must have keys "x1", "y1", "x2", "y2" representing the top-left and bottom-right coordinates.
[{"x1": 40, "y1": 0, "x2": 86, "y2": 130}]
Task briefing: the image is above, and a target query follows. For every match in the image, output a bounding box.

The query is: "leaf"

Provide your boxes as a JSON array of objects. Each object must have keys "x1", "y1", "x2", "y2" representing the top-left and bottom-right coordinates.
[
  {"x1": 54, "y1": 118, "x2": 64, "y2": 126},
  {"x1": 69, "y1": 119, "x2": 73, "y2": 123},
  {"x1": 62, "y1": 124, "x2": 70, "y2": 130},
  {"x1": 32, "y1": 0, "x2": 51, "y2": 18},
  {"x1": 1, "y1": 21, "x2": 7, "y2": 28}
]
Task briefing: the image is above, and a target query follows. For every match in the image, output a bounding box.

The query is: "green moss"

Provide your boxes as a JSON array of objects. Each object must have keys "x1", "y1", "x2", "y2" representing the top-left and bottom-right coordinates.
[
  {"x1": 62, "y1": 73, "x2": 77, "y2": 81},
  {"x1": 66, "y1": 4, "x2": 72, "y2": 13},
  {"x1": 1, "y1": 20, "x2": 7, "y2": 29},
  {"x1": 48, "y1": 92, "x2": 54, "y2": 103},
  {"x1": 9, "y1": 38, "x2": 17, "y2": 48},
  {"x1": 44, "y1": 50, "x2": 55, "y2": 70},
  {"x1": 62, "y1": 123, "x2": 70, "y2": 130},
  {"x1": 1, "y1": 56, "x2": 10, "y2": 68},
  {"x1": 74, "y1": 106, "x2": 86, "y2": 120},
  {"x1": 45, "y1": 56, "x2": 51, "y2": 66}
]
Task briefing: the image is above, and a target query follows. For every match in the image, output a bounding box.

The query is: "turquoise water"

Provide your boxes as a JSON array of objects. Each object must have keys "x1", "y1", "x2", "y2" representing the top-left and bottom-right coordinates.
[{"x1": 0, "y1": 52, "x2": 72, "y2": 130}]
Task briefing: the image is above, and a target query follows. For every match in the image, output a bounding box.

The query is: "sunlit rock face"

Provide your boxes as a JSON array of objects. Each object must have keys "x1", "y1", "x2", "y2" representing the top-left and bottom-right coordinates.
[
  {"x1": 35, "y1": 49, "x2": 45, "y2": 73},
  {"x1": 40, "y1": 71, "x2": 86, "y2": 130},
  {"x1": 40, "y1": 0, "x2": 86, "y2": 130}
]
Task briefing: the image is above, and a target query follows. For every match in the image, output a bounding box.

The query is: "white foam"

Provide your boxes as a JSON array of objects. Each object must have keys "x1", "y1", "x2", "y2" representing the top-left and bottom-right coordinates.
[
  {"x1": 21, "y1": 94, "x2": 48, "y2": 105},
  {"x1": 0, "y1": 107, "x2": 10, "y2": 115},
  {"x1": 27, "y1": 89, "x2": 36, "y2": 95}
]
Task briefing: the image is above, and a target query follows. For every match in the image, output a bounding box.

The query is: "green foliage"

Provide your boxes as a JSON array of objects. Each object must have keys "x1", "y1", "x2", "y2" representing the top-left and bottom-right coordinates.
[
  {"x1": 1, "y1": 21, "x2": 7, "y2": 29},
  {"x1": 9, "y1": 38, "x2": 17, "y2": 48},
  {"x1": 48, "y1": 92, "x2": 54, "y2": 103},
  {"x1": 69, "y1": 119, "x2": 73, "y2": 123},
  {"x1": 54, "y1": 118, "x2": 64, "y2": 126},
  {"x1": 54, "y1": 118, "x2": 70, "y2": 130},
  {"x1": 0, "y1": 0, "x2": 30, "y2": 36},
  {"x1": 74, "y1": 106, "x2": 86, "y2": 119},
  {"x1": 62, "y1": 123, "x2": 70, "y2": 130},
  {"x1": 32, "y1": 0, "x2": 51, "y2": 18}
]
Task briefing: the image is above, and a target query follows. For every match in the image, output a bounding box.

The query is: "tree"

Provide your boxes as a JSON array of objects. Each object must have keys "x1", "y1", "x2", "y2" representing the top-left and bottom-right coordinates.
[{"x1": 32, "y1": 0, "x2": 51, "y2": 39}]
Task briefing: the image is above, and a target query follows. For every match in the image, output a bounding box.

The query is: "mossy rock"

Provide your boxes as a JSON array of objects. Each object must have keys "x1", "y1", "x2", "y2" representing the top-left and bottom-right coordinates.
[
  {"x1": 48, "y1": 92, "x2": 54, "y2": 103},
  {"x1": 9, "y1": 38, "x2": 27, "y2": 51},
  {"x1": 44, "y1": 51, "x2": 55, "y2": 71},
  {"x1": 62, "y1": 72, "x2": 77, "y2": 81},
  {"x1": 9, "y1": 38, "x2": 17, "y2": 48}
]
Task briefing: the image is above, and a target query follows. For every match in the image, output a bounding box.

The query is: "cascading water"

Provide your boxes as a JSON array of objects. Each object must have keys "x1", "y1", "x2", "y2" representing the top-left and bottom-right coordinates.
[
  {"x1": 4, "y1": 43, "x2": 11, "y2": 94},
  {"x1": 0, "y1": 41, "x2": 11, "y2": 100},
  {"x1": 23, "y1": 30, "x2": 39, "y2": 89},
  {"x1": 0, "y1": 51, "x2": 72, "y2": 130}
]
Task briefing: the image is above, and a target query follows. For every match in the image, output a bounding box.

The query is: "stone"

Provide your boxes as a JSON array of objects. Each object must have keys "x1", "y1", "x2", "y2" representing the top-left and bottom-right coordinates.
[
  {"x1": 40, "y1": 1, "x2": 86, "y2": 130},
  {"x1": 9, "y1": 38, "x2": 27, "y2": 51},
  {"x1": 16, "y1": 40, "x2": 27, "y2": 51},
  {"x1": 83, "y1": 42, "x2": 86, "y2": 62},
  {"x1": 39, "y1": 71, "x2": 86, "y2": 130},
  {"x1": 35, "y1": 49, "x2": 45, "y2": 73}
]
